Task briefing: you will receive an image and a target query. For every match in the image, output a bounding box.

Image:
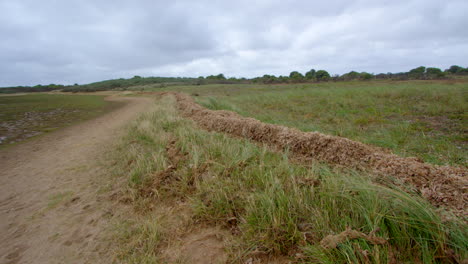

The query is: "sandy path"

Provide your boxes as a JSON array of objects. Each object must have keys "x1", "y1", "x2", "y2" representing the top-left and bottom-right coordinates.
[{"x1": 0, "y1": 95, "x2": 152, "y2": 264}]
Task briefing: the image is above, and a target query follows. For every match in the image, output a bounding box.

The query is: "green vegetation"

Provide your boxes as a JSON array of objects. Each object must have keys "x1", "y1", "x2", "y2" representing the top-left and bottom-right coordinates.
[
  {"x1": 0, "y1": 84, "x2": 66, "y2": 94},
  {"x1": 315, "y1": 70, "x2": 331, "y2": 81},
  {"x1": 447, "y1": 65, "x2": 468, "y2": 75},
  {"x1": 112, "y1": 217, "x2": 165, "y2": 263},
  {"x1": 0, "y1": 94, "x2": 113, "y2": 145},
  {"x1": 62, "y1": 76, "x2": 202, "y2": 93},
  {"x1": 173, "y1": 80, "x2": 467, "y2": 166},
  {"x1": 2, "y1": 65, "x2": 467, "y2": 94},
  {"x1": 47, "y1": 191, "x2": 74, "y2": 209},
  {"x1": 113, "y1": 95, "x2": 467, "y2": 263}
]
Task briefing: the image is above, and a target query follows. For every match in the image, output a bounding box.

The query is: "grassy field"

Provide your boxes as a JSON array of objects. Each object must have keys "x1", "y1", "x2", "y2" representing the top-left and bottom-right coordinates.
[
  {"x1": 0, "y1": 93, "x2": 113, "y2": 146},
  {"x1": 3, "y1": 81, "x2": 464, "y2": 262},
  {"x1": 111, "y1": 95, "x2": 467, "y2": 263},
  {"x1": 140, "y1": 80, "x2": 467, "y2": 167}
]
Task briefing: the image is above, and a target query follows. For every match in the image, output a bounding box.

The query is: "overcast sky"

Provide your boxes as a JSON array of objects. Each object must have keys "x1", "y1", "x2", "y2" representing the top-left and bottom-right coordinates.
[{"x1": 1, "y1": 0, "x2": 467, "y2": 86}]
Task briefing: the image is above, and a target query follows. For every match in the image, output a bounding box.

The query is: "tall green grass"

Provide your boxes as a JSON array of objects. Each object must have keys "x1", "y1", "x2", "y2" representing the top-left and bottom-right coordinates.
[{"x1": 115, "y1": 95, "x2": 467, "y2": 263}]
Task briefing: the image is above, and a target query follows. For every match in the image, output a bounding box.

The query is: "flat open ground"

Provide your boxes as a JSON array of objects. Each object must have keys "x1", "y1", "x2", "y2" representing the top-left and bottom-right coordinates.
[
  {"x1": 0, "y1": 95, "x2": 152, "y2": 264},
  {"x1": 0, "y1": 93, "x2": 115, "y2": 146},
  {"x1": 0, "y1": 81, "x2": 466, "y2": 263}
]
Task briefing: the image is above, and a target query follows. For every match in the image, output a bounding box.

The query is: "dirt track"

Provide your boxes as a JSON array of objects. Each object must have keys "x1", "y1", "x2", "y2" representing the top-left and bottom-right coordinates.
[
  {"x1": 170, "y1": 92, "x2": 467, "y2": 217},
  {"x1": 0, "y1": 95, "x2": 152, "y2": 264}
]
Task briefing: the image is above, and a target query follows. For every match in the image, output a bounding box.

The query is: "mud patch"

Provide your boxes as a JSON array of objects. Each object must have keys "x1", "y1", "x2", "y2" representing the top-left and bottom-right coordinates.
[
  {"x1": 0, "y1": 109, "x2": 79, "y2": 145},
  {"x1": 163, "y1": 228, "x2": 228, "y2": 264},
  {"x1": 167, "y1": 92, "x2": 467, "y2": 217}
]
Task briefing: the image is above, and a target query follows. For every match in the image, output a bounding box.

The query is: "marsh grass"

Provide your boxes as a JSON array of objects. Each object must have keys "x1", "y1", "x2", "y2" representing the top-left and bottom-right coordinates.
[
  {"x1": 0, "y1": 94, "x2": 114, "y2": 146},
  {"x1": 113, "y1": 95, "x2": 467, "y2": 263},
  {"x1": 143, "y1": 80, "x2": 467, "y2": 166},
  {"x1": 112, "y1": 217, "x2": 165, "y2": 264},
  {"x1": 195, "y1": 82, "x2": 467, "y2": 166},
  {"x1": 199, "y1": 83, "x2": 468, "y2": 166}
]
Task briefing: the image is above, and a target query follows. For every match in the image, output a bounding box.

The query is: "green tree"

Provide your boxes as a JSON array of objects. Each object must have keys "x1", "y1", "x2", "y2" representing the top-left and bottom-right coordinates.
[
  {"x1": 316, "y1": 70, "x2": 331, "y2": 81},
  {"x1": 305, "y1": 69, "x2": 316, "y2": 80},
  {"x1": 289, "y1": 71, "x2": 304, "y2": 79},
  {"x1": 261, "y1": 74, "x2": 277, "y2": 84},
  {"x1": 278, "y1": 76, "x2": 289, "y2": 83},
  {"x1": 289, "y1": 71, "x2": 304, "y2": 83},
  {"x1": 426, "y1": 67, "x2": 445, "y2": 78},
  {"x1": 216, "y1": 73, "x2": 226, "y2": 80},
  {"x1": 206, "y1": 74, "x2": 226, "y2": 80},
  {"x1": 409, "y1": 66, "x2": 425, "y2": 74},
  {"x1": 446, "y1": 65, "x2": 464, "y2": 74},
  {"x1": 408, "y1": 66, "x2": 426, "y2": 79},
  {"x1": 342, "y1": 71, "x2": 360, "y2": 80},
  {"x1": 360, "y1": 72, "x2": 373, "y2": 80}
]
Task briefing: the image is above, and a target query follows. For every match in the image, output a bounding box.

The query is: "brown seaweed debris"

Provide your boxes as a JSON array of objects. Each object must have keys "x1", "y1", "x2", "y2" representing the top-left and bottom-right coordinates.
[
  {"x1": 162, "y1": 92, "x2": 467, "y2": 217},
  {"x1": 320, "y1": 227, "x2": 386, "y2": 249}
]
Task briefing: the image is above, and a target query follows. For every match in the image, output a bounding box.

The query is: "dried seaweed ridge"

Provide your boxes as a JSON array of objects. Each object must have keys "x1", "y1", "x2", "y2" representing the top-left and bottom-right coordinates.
[{"x1": 166, "y1": 92, "x2": 467, "y2": 217}]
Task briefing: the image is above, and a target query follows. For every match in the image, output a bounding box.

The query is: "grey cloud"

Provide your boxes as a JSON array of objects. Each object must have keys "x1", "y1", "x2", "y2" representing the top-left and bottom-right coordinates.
[{"x1": 1, "y1": 0, "x2": 467, "y2": 86}]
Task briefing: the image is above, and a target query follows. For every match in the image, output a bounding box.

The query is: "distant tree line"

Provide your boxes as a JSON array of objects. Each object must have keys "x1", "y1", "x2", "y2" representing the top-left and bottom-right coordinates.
[
  {"x1": 1, "y1": 65, "x2": 467, "y2": 93},
  {"x1": 62, "y1": 76, "x2": 200, "y2": 92},
  {"x1": 0, "y1": 84, "x2": 66, "y2": 94},
  {"x1": 251, "y1": 65, "x2": 468, "y2": 84}
]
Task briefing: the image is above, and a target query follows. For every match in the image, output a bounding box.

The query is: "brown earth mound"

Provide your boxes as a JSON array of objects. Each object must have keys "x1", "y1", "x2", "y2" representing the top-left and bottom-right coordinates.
[{"x1": 164, "y1": 92, "x2": 467, "y2": 217}]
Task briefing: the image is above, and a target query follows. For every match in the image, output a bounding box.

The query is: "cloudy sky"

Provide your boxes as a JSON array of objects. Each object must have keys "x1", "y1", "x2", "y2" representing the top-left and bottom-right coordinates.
[{"x1": 1, "y1": 0, "x2": 467, "y2": 86}]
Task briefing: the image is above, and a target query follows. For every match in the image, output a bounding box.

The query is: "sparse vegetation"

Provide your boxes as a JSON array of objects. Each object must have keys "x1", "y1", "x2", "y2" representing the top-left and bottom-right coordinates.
[
  {"x1": 47, "y1": 191, "x2": 74, "y2": 209},
  {"x1": 0, "y1": 94, "x2": 113, "y2": 146}
]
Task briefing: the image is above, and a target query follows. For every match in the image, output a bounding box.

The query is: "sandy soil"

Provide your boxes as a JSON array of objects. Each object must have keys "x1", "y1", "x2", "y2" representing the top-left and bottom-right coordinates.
[{"x1": 0, "y1": 95, "x2": 152, "y2": 264}]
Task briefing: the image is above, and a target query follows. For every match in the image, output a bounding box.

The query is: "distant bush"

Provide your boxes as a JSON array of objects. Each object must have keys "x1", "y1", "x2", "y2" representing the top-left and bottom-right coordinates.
[
  {"x1": 316, "y1": 70, "x2": 331, "y2": 81},
  {"x1": 0, "y1": 84, "x2": 64, "y2": 94},
  {"x1": 206, "y1": 74, "x2": 226, "y2": 80},
  {"x1": 447, "y1": 65, "x2": 464, "y2": 74},
  {"x1": 360, "y1": 72, "x2": 373, "y2": 80},
  {"x1": 341, "y1": 71, "x2": 360, "y2": 81},
  {"x1": 305, "y1": 69, "x2": 316, "y2": 80},
  {"x1": 289, "y1": 71, "x2": 304, "y2": 83},
  {"x1": 426, "y1": 67, "x2": 445, "y2": 79},
  {"x1": 446, "y1": 65, "x2": 468, "y2": 75},
  {"x1": 261, "y1": 74, "x2": 278, "y2": 84},
  {"x1": 409, "y1": 66, "x2": 426, "y2": 79}
]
